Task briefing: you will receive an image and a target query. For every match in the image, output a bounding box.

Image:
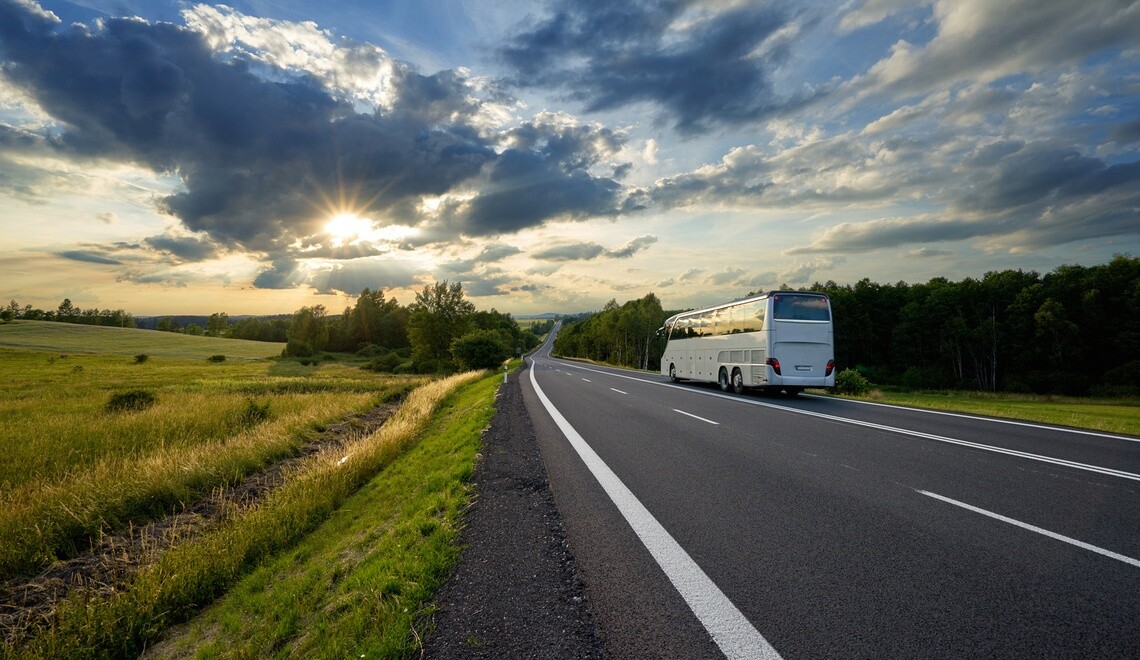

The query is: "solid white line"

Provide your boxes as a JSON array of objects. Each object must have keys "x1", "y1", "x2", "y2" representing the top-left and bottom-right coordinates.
[
  {"x1": 529, "y1": 361, "x2": 781, "y2": 659},
  {"x1": 674, "y1": 408, "x2": 720, "y2": 425},
  {"x1": 551, "y1": 362, "x2": 1140, "y2": 482},
  {"x1": 917, "y1": 490, "x2": 1140, "y2": 568},
  {"x1": 611, "y1": 388, "x2": 628, "y2": 395},
  {"x1": 802, "y1": 393, "x2": 1139, "y2": 443}
]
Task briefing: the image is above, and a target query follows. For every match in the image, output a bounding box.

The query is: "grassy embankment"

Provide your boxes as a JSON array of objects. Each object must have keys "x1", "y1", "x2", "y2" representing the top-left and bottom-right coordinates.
[
  {"x1": 827, "y1": 388, "x2": 1140, "y2": 436},
  {"x1": 1, "y1": 321, "x2": 502, "y2": 657}
]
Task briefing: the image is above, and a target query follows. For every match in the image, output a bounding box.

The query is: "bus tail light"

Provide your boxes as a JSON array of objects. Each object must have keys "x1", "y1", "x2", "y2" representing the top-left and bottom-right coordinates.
[
  {"x1": 766, "y1": 357, "x2": 781, "y2": 375},
  {"x1": 825, "y1": 359, "x2": 835, "y2": 377}
]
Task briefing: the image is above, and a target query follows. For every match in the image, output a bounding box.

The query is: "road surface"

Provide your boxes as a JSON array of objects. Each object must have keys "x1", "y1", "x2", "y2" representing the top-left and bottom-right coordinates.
[{"x1": 520, "y1": 329, "x2": 1140, "y2": 658}]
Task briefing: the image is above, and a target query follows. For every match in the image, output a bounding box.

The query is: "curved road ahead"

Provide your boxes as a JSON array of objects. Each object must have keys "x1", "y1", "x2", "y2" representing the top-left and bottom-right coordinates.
[{"x1": 520, "y1": 327, "x2": 1140, "y2": 658}]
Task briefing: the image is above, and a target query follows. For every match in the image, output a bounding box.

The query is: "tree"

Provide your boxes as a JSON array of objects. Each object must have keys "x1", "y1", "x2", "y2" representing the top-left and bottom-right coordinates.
[
  {"x1": 57, "y1": 298, "x2": 76, "y2": 322},
  {"x1": 206, "y1": 312, "x2": 229, "y2": 337},
  {"x1": 408, "y1": 281, "x2": 475, "y2": 371},
  {"x1": 155, "y1": 316, "x2": 181, "y2": 332},
  {"x1": 285, "y1": 305, "x2": 329, "y2": 356}
]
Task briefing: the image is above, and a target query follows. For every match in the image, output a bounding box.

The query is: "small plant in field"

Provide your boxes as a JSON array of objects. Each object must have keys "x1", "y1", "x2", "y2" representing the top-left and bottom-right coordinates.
[
  {"x1": 135, "y1": 353, "x2": 150, "y2": 363},
  {"x1": 208, "y1": 354, "x2": 227, "y2": 363},
  {"x1": 106, "y1": 389, "x2": 157, "y2": 412},
  {"x1": 239, "y1": 398, "x2": 271, "y2": 426},
  {"x1": 833, "y1": 369, "x2": 872, "y2": 396},
  {"x1": 71, "y1": 365, "x2": 84, "y2": 374}
]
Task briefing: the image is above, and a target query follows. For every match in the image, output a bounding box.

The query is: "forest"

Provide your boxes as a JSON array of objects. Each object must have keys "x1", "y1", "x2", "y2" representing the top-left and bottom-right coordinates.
[{"x1": 553, "y1": 255, "x2": 1140, "y2": 397}]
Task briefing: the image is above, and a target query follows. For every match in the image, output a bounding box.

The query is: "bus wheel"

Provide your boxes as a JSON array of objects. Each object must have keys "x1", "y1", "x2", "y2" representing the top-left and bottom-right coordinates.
[
  {"x1": 718, "y1": 368, "x2": 730, "y2": 392},
  {"x1": 731, "y1": 368, "x2": 745, "y2": 394},
  {"x1": 669, "y1": 364, "x2": 679, "y2": 383},
  {"x1": 785, "y1": 387, "x2": 803, "y2": 397}
]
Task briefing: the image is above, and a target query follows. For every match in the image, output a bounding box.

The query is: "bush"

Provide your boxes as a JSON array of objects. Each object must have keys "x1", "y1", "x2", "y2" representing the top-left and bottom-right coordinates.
[
  {"x1": 363, "y1": 352, "x2": 402, "y2": 373},
  {"x1": 239, "y1": 399, "x2": 271, "y2": 426},
  {"x1": 282, "y1": 338, "x2": 314, "y2": 358},
  {"x1": 134, "y1": 354, "x2": 150, "y2": 364},
  {"x1": 833, "y1": 369, "x2": 872, "y2": 396},
  {"x1": 207, "y1": 354, "x2": 226, "y2": 363},
  {"x1": 355, "y1": 344, "x2": 387, "y2": 358},
  {"x1": 451, "y1": 330, "x2": 511, "y2": 370},
  {"x1": 106, "y1": 389, "x2": 157, "y2": 413}
]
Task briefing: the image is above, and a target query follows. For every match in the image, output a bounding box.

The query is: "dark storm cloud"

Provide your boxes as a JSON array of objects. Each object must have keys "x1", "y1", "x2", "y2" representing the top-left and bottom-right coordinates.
[
  {"x1": 499, "y1": 1, "x2": 808, "y2": 133},
  {"x1": 0, "y1": 1, "x2": 626, "y2": 258},
  {"x1": 1110, "y1": 117, "x2": 1140, "y2": 144},
  {"x1": 143, "y1": 233, "x2": 217, "y2": 261}
]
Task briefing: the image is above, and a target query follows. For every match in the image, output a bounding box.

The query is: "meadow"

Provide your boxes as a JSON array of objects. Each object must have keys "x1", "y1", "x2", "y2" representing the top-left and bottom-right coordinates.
[{"x1": 0, "y1": 321, "x2": 501, "y2": 657}]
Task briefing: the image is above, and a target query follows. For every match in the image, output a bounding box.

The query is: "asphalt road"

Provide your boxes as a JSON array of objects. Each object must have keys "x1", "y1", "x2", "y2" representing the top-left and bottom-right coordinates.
[{"x1": 520, "y1": 329, "x2": 1140, "y2": 659}]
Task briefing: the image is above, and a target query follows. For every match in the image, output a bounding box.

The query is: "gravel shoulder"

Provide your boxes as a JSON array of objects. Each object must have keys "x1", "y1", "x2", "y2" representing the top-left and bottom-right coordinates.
[{"x1": 423, "y1": 367, "x2": 605, "y2": 658}]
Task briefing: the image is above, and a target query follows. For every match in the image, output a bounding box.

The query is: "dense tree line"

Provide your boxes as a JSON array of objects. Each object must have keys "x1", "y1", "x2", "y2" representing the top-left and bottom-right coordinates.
[
  {"x1": 3, "y1": 282, "x2": 543, "y2": 374},
  {"x1": 276, "y1": 282, "x2": 542, "y2": 372},
  {"x1": 3, "y1": 298, "x2": 136, "y2": 327},
  {"x1": 554, "y1": 294, "x2": 670, "y2": 372},
  {"x1": 554, "y1": 256, "x2": 1140, "y2": 396}
]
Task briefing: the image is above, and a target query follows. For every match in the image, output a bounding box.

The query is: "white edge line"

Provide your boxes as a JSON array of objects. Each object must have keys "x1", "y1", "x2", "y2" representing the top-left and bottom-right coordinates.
[
  {"x1": 529, "y1": 360, "x2": 781, "y2": 660},
  {"x1": 802, "y1": 393, "x2": 1139, "y2": 443},
  {"x1": 553, "y1": 361, "x2": 1140, "y2": 483},
  {"x1": 917, "y1": 490, "x2": 1140, "y2": 569},
  {"x1": 674, "y1": 408, "x2": 720, "y2": 425}
]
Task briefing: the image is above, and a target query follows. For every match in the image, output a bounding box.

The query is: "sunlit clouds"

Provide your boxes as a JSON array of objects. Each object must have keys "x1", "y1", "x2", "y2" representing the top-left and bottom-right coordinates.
[{"x1": 0, "y1": 0, "x2": 1137, "y2": 315}]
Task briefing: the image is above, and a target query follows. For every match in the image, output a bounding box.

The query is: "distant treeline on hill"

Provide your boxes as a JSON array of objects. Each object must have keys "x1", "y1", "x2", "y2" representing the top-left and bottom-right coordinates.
[
  {"x1": 3, "y1": 283, "x2": 555, "y2": 374},
  {"x1": 553, "y1": 255, "x2": 1140, "y2": 397}
]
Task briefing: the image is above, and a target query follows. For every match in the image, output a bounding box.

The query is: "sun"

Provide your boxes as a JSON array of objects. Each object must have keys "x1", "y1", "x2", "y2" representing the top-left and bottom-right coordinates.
[{"x1": 324, "y1": 212, "x2": 372, "y2": 246}]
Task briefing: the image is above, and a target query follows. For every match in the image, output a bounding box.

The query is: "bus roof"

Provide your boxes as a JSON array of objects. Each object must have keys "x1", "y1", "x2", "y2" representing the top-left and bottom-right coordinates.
[{"x1": 663, "y1": 290, "x2": 829, "y2": 325}]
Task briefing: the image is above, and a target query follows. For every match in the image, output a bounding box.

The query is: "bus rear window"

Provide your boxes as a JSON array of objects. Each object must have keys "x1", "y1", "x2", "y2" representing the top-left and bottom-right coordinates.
[{"x1": 772, "y1": 294, "x2": 830, "y2": 321}]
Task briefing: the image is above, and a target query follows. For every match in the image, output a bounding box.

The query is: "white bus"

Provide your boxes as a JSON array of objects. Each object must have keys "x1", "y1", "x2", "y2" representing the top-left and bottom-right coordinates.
[{"x1": 659, "y1": 291, "x2": 835, "y2": 395}]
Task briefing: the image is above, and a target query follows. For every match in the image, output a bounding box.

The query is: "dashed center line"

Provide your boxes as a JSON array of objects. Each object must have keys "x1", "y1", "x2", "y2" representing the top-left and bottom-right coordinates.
[
  {"x1": 611, "y1": 388, "x2": 627, "y2": 395},
  {"x1": 582, "y1": 378, "x2": 592, "y2": 382},
  {"x1": 918, "y1": 490, "x2": 1140, "y2": 568},
  {"x1": 674, "y1": 409, "x2": 720, "y2": 425}
]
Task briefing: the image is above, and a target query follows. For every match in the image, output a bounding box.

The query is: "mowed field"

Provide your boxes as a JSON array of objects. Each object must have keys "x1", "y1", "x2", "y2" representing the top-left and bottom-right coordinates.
[{"x1": 0, "y1": 321, "x2": 502, "y2": 657}]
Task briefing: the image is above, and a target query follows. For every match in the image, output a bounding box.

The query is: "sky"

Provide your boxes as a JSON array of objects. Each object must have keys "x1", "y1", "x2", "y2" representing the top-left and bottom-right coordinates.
[{"x1": 1, "y1": 0, "x2": 1138, "y2": 316}]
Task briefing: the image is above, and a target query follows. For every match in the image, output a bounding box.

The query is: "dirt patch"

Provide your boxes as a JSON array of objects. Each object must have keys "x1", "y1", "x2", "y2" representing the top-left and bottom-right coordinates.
[{"x1": 0, "y1": 402, "x2": 400, "y2": 647}]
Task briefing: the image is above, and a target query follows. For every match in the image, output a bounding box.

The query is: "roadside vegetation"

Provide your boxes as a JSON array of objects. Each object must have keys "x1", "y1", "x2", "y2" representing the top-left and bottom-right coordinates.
[{"x1": 1, "y1": 317, "x2": 506, "y2": 657}]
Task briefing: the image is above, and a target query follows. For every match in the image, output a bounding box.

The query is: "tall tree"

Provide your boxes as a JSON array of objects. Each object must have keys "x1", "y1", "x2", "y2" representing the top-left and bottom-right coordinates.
[{"x1": 407, "y1": 281, "x2": 474, "y2": 371}]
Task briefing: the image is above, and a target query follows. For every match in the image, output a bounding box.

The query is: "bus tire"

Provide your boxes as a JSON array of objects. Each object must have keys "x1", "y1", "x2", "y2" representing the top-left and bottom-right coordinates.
[
  {"x1": 718, "y1": 368, "x2": 730, "y2": 392},
  {"x1": 669, "y1": 363, "x2": 679, "y2": 383},
  {"x1": 731, "y1": 368, "x2": 745, "y2": 394},
  {"x1": 785, "y1": 387, "x2": 803, "y2": 396}
]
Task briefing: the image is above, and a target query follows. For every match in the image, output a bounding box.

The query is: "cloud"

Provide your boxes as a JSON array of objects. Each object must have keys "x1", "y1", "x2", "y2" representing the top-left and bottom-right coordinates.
[
  {"x1": 57, "y1": 250, "x2": 122, "y2": 265},
  {"x1": 532, "y1": 242, "x2": 606, "y2": 262},
  {"x1": 475, "y1": 243, "x2": 521, "y2": 262},
  {"x1": 844, "y1": 0, "x2": 1140, "y2": 102},
  {"x1": 0, "y1": 1, "x2": 628, "y2": 268},
  {"x1": 144, "y1": 233, "x2": 218, "y2": 262},
  {"x1": 532, "y1": 235, "x2": 658, "y2": 262},
  {"x1": 498, "y1": 1, "x2": 811, "y2": 133}
]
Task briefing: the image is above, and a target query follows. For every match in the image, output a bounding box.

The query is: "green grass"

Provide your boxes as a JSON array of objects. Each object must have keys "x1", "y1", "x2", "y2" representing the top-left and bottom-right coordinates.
[
  {"x1": 147, "y1": 369, "x2": 501, "y2": 658},
  {"x1": 0, "y1": 320, "x2": 281, "y2": 359},
  {"x1": 8, "y1": 370, "x2": 493, "y2": 659},
  {"x1": 0, "y1": 345, "x2": 423, "y2": 580},
  {"x1": 825, "y1": 389, "x2": 1140, "y2": 436}
]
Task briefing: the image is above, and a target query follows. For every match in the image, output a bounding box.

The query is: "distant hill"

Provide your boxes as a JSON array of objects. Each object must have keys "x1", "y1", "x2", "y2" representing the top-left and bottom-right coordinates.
[
  {"x1": 514, "y1": 313, "x2": 564, "y2": 320},
  {"x1": 0, "y1": 320, "x2": 281, "y2": 360}
]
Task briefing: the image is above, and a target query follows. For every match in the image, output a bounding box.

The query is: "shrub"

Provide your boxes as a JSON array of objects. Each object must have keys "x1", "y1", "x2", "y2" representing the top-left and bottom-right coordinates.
[
  {"x1": 282, "y1": 338, "x2": 314, "y2": 358},
  {"x1": 207, "y1": 354, "x2": 226, "y2": 363},
  {"x1": 833, "y1": 369, "x2": 872, "y2": 396},
  {"x1": 134, "y1": 354, "x2": 150, "y2": 364},
  {"x1": 106, "y1": 389, "x2": 157, "y2": 413},
  {"x1": 451, "y1": 330, "x2": 511, "y2": 370},
  {"x1": 355, "y1": 344, "x2": 387, "y2": 358},
  {"x1": 239, "y1": 399, "x2": 271, "y2": 426},
  {"x1": 363, "y1": 352, "x2": 402, "y2": 373}
]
